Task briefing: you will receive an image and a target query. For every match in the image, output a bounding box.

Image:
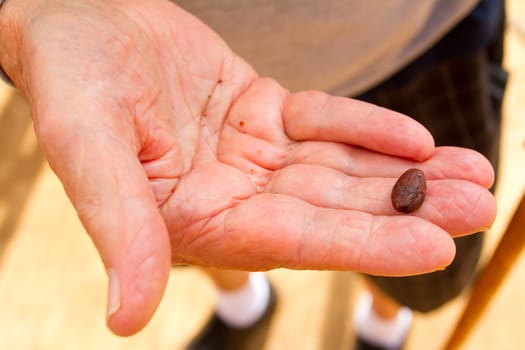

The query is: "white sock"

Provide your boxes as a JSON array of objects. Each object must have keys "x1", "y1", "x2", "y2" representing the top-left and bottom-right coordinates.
[
  {"x1": 353, "y1": 293, "x2": 413, "y2": 350},
  {"x1": 215, "y1": 272, "x2": 271, "y2": 329}
]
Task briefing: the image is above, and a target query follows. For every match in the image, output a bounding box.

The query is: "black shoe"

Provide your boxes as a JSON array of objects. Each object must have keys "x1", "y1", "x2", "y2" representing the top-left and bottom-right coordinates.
[
  {"x1": 353, "y1": 336, "x2": 404, "y2": 350},
  {"x1": 186, "y1": 284, "x2": 277, "y2": 350}
]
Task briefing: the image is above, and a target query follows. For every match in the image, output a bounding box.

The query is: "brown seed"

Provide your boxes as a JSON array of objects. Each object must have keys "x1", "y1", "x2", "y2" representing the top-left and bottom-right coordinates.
[{"x1": 391, "y1": 168, "x2": 426, "y2": 213}]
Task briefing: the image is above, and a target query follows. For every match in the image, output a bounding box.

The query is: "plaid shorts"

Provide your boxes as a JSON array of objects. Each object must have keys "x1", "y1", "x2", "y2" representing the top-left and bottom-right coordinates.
[{"x1": 355, "y1": 30, "x2": 507, "y2": 312}]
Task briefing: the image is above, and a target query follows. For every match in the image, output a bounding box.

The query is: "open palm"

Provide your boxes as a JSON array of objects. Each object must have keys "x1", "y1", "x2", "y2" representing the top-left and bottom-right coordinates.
[{"x1": 1, "y1": 0, "x2": 496, "y2": 335}]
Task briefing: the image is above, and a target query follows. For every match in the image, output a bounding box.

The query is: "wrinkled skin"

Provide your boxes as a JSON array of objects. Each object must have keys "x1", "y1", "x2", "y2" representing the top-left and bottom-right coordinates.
[{"x1": 0, "y1": 0, "x2": 496, "y2": 336}]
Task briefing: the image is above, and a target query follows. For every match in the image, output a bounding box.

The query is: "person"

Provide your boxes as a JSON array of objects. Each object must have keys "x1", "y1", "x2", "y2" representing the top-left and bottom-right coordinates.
[
  {"x1": 351, "y1": 1, "x2": 507, "y2": 348},
  {"x1": 0, "y1": 0, "x2": 499, "y2": 348},
  {"x1": 174, "y1": 1, "x2": 508, "y2": 349}
]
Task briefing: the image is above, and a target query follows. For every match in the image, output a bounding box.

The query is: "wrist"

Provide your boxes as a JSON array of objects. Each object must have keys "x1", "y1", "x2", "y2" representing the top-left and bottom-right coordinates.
[
  {"x1": 0, "y1": 0, "x2": 12, "y2": 85},
  {"x1": 0, "y1": 0, "x2": 40, "y2": 89}
]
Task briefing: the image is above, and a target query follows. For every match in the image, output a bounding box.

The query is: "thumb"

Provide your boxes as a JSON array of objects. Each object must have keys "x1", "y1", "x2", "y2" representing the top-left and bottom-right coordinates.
[{"x1": 35, "y1": 99, "x2": 171, "y2": 336}]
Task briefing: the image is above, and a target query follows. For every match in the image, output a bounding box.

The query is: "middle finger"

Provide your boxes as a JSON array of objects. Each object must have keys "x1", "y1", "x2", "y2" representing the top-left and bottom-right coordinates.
[{"x1": 266, "y1": 163, "x2": 496, "y2": 236}]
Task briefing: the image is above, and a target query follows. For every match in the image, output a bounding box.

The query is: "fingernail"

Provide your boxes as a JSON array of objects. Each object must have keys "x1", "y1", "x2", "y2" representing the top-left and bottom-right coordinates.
[{"x1": 106, "y1": 269, "x2": 121, "y2": 320}]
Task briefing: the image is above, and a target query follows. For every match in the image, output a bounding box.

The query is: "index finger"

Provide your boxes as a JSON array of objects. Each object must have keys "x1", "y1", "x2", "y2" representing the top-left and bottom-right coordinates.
[{"x1": 217, "y1": 194, "x2": 455, "y2": 276}]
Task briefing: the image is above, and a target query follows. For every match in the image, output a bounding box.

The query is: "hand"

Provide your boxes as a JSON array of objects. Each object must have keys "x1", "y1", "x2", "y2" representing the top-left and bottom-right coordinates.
[{"x1": 0, "y1": 0, "x2": 496, "y2": 336}]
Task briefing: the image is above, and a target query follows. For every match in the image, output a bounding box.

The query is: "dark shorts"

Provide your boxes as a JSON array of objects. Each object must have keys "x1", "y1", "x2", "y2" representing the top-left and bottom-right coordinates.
[{"x1": 355, "y1": 1, "x2": 507, "y2": 312}]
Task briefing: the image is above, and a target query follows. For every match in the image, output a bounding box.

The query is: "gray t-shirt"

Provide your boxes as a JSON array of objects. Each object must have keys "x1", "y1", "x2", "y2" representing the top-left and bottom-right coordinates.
[{"x1": 176, "y1": 0, "x2": 478, "y2": 96}]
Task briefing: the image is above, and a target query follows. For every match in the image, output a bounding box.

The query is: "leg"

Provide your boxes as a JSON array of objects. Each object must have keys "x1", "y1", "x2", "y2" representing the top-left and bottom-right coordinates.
[
  {"x1": 352, "y1": 1, "x2": 507, "y2": 346},
  {"x1": 366, "y1": 280, "x2": 402, "y2": 320},
  {"x1": 186, "y1": 268, "x2": 277, "y2": 350},
  {"x1": 353, "y1": 280, "x2": 413, "y2": 350},
  {"x1": 202, "y1": 267, "x2": 250, "y2": 291}
]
